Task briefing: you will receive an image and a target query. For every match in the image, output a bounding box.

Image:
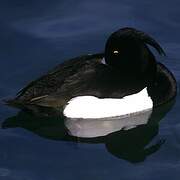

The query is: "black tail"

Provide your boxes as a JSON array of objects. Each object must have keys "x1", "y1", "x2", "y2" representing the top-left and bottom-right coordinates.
[{"x1": 3, "y1": 98, "x2": 27, "y2": 109}]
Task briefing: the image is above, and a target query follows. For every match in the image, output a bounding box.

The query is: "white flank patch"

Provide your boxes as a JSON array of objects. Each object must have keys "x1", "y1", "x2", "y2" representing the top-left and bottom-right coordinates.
[{"x1": 63, "y1": 88, "x2": 153, "y2": 119}]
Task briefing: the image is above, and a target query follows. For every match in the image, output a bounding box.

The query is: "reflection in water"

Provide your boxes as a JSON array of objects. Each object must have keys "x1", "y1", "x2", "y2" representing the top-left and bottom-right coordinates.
[
  {"x1": 106, "y1": 124, "x2": 165, "y2": 163},
  {"x1": 1, "y1": 100, "x2": 175, "y2": 163},
  {"x1": 65, "y1": 109, "x2": 152, "y2": 138}
]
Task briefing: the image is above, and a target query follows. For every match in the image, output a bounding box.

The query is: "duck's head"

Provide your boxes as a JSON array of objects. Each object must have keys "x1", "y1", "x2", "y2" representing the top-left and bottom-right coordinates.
[{"x1": 105, "y1": 27, "x2": 166, "y2": 81}]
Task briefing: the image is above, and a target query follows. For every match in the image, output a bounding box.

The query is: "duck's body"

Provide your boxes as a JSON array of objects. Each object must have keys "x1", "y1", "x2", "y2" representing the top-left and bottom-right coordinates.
[
  {"x1": 7, "y1": 28, "x2": 177, "y2": 113},
  {"x1": 8, "y1": 54, "x2": 176, "y2": 109},
  {"x1": 8, "y1": 54, "x2": 146, "y2": 108}
]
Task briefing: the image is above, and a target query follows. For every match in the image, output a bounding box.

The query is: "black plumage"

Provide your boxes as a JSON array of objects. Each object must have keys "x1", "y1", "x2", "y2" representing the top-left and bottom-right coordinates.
[{"x1": 6, "y1": 27, "x2": 177, "y2": 110}]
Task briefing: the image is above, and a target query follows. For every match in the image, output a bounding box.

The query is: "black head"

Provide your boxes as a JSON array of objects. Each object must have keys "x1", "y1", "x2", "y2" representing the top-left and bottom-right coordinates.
[{"x1": 105, "y1": 27, "x2": 165, "y2": 80}]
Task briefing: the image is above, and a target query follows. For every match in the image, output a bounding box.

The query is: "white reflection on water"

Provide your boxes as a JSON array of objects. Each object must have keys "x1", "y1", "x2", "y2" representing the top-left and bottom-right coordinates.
[
  {"x1": 65, "y1": 108, "x2": 152, "y2": 138},
  {"x1": 64, "y1": 88, "x2": 153, "y2": 138}
]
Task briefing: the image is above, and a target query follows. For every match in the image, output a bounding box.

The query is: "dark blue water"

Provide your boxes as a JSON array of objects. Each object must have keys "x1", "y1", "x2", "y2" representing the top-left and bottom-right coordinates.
[{"x1": 0, "y1": 0, "x2": 180, "y2": 179}]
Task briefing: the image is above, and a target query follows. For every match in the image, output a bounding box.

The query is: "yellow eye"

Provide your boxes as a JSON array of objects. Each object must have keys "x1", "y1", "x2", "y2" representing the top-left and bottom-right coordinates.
[{"x1": 113, "y1": 50, "x2": 119, "y2": 54}]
